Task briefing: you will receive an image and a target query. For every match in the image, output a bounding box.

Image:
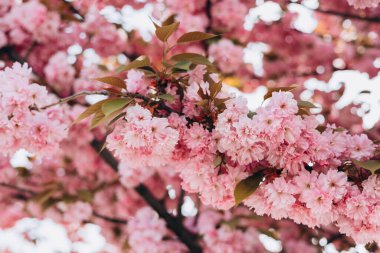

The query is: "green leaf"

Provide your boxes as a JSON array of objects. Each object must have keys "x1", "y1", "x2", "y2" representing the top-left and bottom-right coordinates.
[
  {"x1": 220, "y1": 218, "x2": 239, "y2": 229},
  {"x1": 333, "y1": 127, "x2": 346, "y2": 133},
  {"x1": 155, "y1": 22, "x2": 180, "y2": 42},
  {"x1": 214, "y1": 97, "x2": 230, "y2": 107},
  {"x1": 33, "y1": 189, "x2": 56, "y2": 205},
  {"x1": 196, "y1": 99, "x2": 209, "y2": 107},
  {"x1": 264, "y1": 85, "x2": 297, "y2": 100},
  {"x1": 117, "y1": 56, "x2": 150, "y2": 73},
  {"x1": 158, "y1": 94, "x2": 174, "y2": 102},
  {"x1": 77, "y1": 189, "x2": 93, "y2": 202},
  {"x1": 91, "y1": 110, "x2": 106, "y2": 129},
  {"x1": 171, "y1": 53, "x2": 212, "y2": 66},
  {"x1": 213, "y1": 155, "x2": 222, "y2": 167},
  {"x1": 352, "y1": 159, "x2": 380, "y2": 175},
  {"x1": 107, "y1": 112, "x2": 126, "y2": 127},
  {"x1": 73, "y1": 99, "x2": 107, "y2": 124},
  {"x1": 96, "y1": 76, "x2": 126, "y2": 89},
  {"x1": 95, "y1": 109, "x2": 126, "y2": 129},
  {"x1": 162, "y1": 14, "x2": 176, "y2": 26},
  {"x1": 177, "y1": 31, "x2": 218, "y2": 44},
  {"x1": 316, "y1": 125, "x2": 327, "y2": 133},
  {"x1": 298, "y1": 100, "x2": 318, "y2": 109},
  {"x1": 173, "y1": 61, "x2": 192, "y2": 71},
  {"x1": 210, "y1": 81, "x2": 223, "y2": 98},
  {"x1": 247, "y1": 111, "x2": 256, "y2": 119},
  {"x1": 234, "y1": 172, "x2": 264, "y2": 205},
  {"x1": 101, "y1": 98, "x2": 132, "y2": 116},
  {"x1": 297, "y1": 108, "x2": 310, "y2": 116}
]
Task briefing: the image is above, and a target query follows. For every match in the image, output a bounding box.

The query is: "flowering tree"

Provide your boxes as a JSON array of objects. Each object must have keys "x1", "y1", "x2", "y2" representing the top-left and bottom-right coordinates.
[{"x1": 0, "y1": 0, "x2": 379, "y2": 252}]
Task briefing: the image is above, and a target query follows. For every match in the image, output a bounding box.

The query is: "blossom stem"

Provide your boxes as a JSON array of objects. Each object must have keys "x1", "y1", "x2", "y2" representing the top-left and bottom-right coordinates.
[
  {"x1": 39, "y1": 90, "x2": 110, "y2": 110},
  {"x1": 92, "y1": 211, "x2": 128, "y2": 224}
]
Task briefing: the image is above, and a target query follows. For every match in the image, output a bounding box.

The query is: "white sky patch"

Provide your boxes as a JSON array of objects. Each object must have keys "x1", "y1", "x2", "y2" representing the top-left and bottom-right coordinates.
[
  {"x1": 10, "y1": 149, "x2": 34, "y2": 170},
  {"x1": 181, "y1": 196, "x2": 198, "y2": 217},
  {"x1": 244, "y1": 42, "x2": 270, "y2": 77},
  {"x1": 72, "y1": 224, "x2": 106, "y2": 253},
  {"x1": 229, "y1": 86, "x2": 268, "y2": 111},
  {"x1": 244, "y1": 1, "x2": 282, "y2": 30},
  {"x1": 0, "y1": 219, "x2": 107, "y2": 253},
  {"x1": 259, "y1": 234, "x2": 282, "y2": 252},
  {"x1": 306, "y1": 71, "x2": 380, "y2": 129},
  {"x1": 288, "y1": 3, "x2": 318, "y2": 33},
  {"x1": 121, "y1": 4, "x2": 155, "y2": 41}
]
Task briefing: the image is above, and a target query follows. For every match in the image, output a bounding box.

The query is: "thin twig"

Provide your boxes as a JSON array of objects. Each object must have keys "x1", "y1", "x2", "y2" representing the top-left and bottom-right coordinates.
[
  {"x1": 39, "y1": 90, "x2": 109, "y2": 110},
  {"x1": 93, "y1": 211, "x2": 128, "y2": 224},
  {"x1": 313, "y1": 8, "x2": 380, "y2": 23},
  {"x1": 292, "y1": 2, "x2": 380, "y2": 24}
]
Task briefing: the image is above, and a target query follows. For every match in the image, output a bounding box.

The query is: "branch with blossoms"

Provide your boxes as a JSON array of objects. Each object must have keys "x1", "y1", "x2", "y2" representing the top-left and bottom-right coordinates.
[
  {"x1": 1, "y1": 1, "x2": 380, "y2": 252},
  {"x1": 65, "y1": 21, "x2": 379, "y2": 248}
]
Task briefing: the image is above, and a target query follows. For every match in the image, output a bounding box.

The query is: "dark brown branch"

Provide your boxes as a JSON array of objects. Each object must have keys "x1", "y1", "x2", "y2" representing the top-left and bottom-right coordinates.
[
  {"x1": 205, "y1": 0, "x2": 212, "y2": 33},
  {"x1": 61, "y1": 0, "x2": 85, "y2": 21},
  {"x1": 39, "y1": 90, "x2": 109, "y2": 110},
  {"x1": 91, "y1": 140, "x2": 203, "y2": 253},
  {"x1": 327, "y1": 233, "x2": 345, "y2": 244},
  {"x1": 301, "y1": 5, "x2": 380, "y2": 23},
  {"x1": 93, "y1": 211, "x2": 128, "y2": 224},
  {"x1": 177, "y1": 189, "x2": 185, "y2": 222},
  {"x1": 134, "y1": 185, "x2": 201, "y2": 253}
]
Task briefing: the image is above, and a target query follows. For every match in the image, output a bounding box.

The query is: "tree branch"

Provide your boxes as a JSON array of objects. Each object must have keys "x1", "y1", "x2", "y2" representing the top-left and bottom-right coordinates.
[
  {"x1": 314, "y1": 8, "x2": 380, "y2": 23},
  {"x1": 91, "y1": 140, "x2": 203, "y2": 253},
  {"x1": 177, "y1": 189, "x2": 185, "y2": 222},
  {"x1": 294, "y1": 3, "x2": 380, "y2": 23},
  {"x1": 60, "y1": 0, "x2": 85, "y2": 21},
  {"x1": 39, "y1": 90, "x2": 109, "y2": 110},
  {"x1": 205, "y1": 0, "x2": 212, "y2": 33}
]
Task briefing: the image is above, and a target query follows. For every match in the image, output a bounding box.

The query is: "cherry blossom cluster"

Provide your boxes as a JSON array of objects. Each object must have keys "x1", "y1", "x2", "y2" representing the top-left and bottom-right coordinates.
[
  {"x1": 215, "y1": 92, "x2": 374, "y2": 173},
  {"x1": 1, "y1": 0, "x2": 379, "y2": 251},
  {"x1": 102, "y1": 62, "x2": 377, "y2": 245},
  {"x1": 246, "y1": 171, "x2": 380, "y2": 244},
  {"x1": 107, "y1": 105, "x2": 179, "y2": 187},
  {"x1": 0, "y1": 63, "x2": 68, "y2": 157}
]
